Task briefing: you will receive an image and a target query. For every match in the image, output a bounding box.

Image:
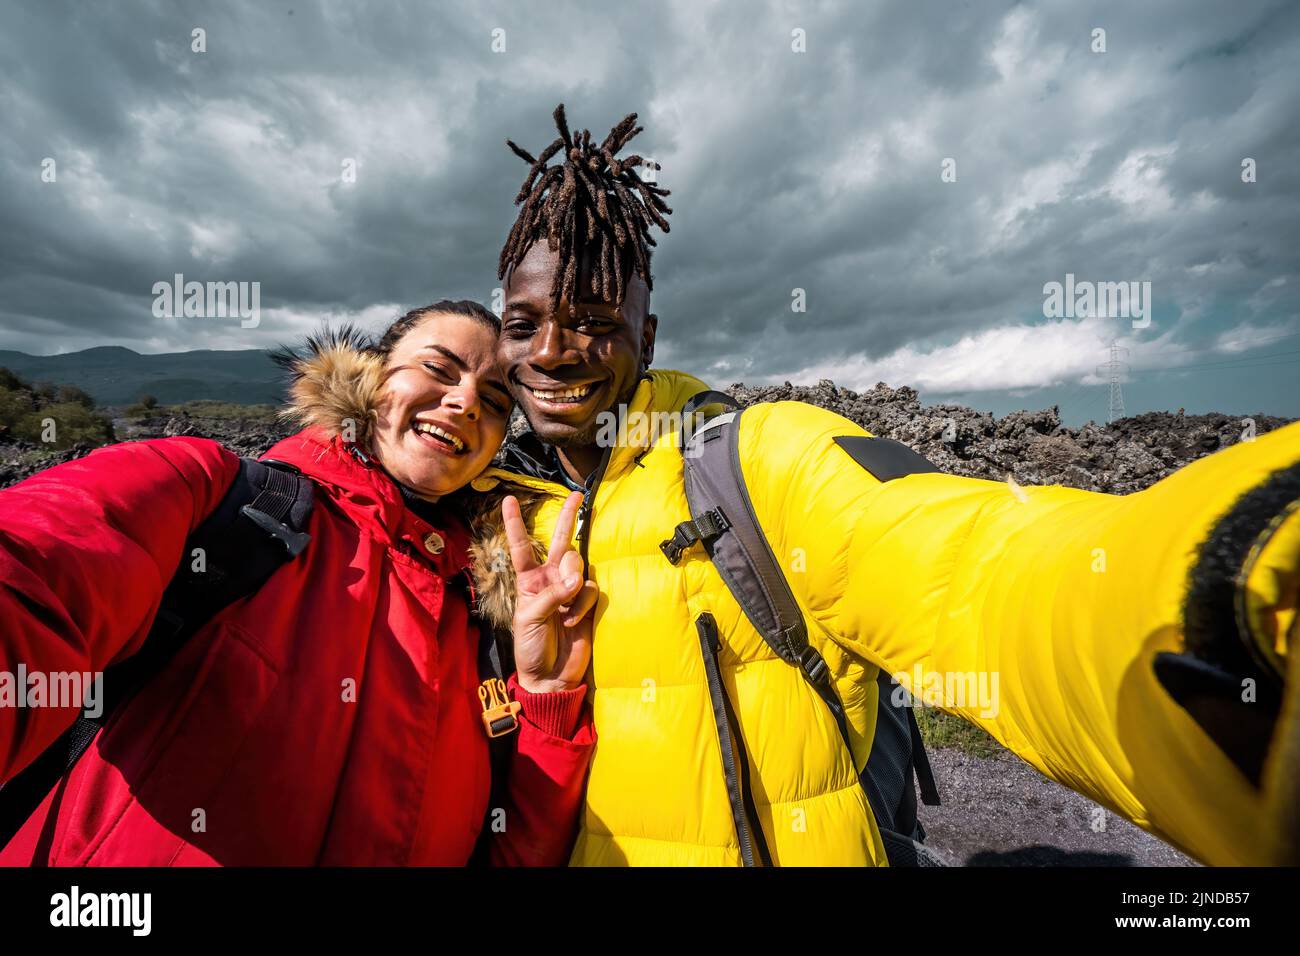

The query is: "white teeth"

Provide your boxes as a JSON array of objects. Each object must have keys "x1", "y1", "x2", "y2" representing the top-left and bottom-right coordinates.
[
  {"x1": 413, "y1": 421, "x2": 465, "y2": 451},
  {"x1": 529, "y1": 384, "x2": 593, "y2": 402}
]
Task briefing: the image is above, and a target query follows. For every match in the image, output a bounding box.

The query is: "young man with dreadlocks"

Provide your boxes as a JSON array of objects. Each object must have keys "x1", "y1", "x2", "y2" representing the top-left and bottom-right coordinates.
[{"x1": 469, "y1": 104, "x2": 1300, "y2": 867}]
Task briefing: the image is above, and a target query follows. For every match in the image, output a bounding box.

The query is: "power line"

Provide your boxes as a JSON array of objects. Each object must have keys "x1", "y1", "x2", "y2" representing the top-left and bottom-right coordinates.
[
  {"x1": 1135, "y1": 328, "x2": 1300, "y2": 363},
  {"x1": 1133, "y1": 348, "x2": 1300, "y2": 373}
]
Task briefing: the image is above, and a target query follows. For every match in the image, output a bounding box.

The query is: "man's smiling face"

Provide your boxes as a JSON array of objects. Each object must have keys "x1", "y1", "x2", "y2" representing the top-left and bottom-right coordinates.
[{"x1": 498, "y1": 241, "x2": 657, "y2": 449}]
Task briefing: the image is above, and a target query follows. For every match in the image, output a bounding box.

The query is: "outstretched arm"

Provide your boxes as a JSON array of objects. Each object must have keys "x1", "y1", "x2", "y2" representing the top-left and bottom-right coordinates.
[
  {"x1": 746, "y1": 401, "x2": 1299, "y2": 865},
  {"x1": 0, "y1": 438, "x2": 238, "y2": 784}
]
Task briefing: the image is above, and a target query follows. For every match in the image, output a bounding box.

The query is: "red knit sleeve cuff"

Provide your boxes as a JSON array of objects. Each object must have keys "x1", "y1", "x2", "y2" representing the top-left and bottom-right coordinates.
[{"x1": 507, "y1": 674, "x2": 588, "y2": 740}]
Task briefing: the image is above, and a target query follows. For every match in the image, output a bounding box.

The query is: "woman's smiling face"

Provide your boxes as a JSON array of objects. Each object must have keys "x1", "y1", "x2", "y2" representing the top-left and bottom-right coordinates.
[{"x1": 370, "y1": 311, "x2": 513, "y2": 499}]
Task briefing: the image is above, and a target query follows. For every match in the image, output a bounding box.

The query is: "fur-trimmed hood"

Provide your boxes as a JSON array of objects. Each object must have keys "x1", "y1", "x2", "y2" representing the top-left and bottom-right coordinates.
[
  {"x1": 276, "y1": 326, "x2": 387, "y2": 449},
  {"x1": 275, "y1": 327, "x2": 551, "y2": 631}
]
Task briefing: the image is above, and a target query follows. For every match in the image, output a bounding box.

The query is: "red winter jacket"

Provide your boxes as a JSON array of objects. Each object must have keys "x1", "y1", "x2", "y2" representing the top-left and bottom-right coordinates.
[{"x1": 0, "y1": 427, "x2": 595, "y2": 866}]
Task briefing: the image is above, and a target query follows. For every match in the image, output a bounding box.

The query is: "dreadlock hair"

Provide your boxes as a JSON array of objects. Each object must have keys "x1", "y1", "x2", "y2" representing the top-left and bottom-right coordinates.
[{"x1": 498, "y1": 103, "x2": 673, "y2": 312}]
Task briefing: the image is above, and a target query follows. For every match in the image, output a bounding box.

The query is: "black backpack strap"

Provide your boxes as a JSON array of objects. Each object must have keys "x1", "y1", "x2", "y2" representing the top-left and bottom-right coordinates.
[
  {"x1": 100, "y1": 458, "x2": 313, "y2": 706},
  {"x1": 469, "y1": 630, "x2": 525, "y2": 865},
  {"x1": 865, "y1": 673, "x2": 940, "y2": 837},
  {"x1": 666, "y1": 395, "x2": 941, "y2": 864},
  {"x1": 909, "y1": 707, "x2": 941, "y2": 806},
  {"x1": 697, "y1": 612, "x2": 772, "y2": 867},
  {"x1": 0, "y1": 456, "x2": 314, "y2": 850},
  {"x1": 467, "y1": 568, "x2": 520, "y2": 865}
]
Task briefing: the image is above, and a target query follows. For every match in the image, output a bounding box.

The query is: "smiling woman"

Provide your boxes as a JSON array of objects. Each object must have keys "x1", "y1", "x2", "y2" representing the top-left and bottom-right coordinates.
[
  {"x1": 365, "y1": 300, "x2": 514, "y2": 500},
  {"x1": 0, "y1": 299, "x2": 600, "y2": 866}
]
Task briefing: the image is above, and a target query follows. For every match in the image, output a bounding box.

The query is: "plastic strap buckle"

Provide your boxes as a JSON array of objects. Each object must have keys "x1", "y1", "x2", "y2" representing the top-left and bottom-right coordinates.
[
  {"x1": 240, "y1": 504, "x2": 311, "y2": 558},
  {"x1": 478, "y1": 678, "x2": 522, "y2": 739},
  {"x1": 799, "y1": 645, "x2": 829, "y2": 685},
  {"x1": 659, "y1": 509, "x2": 730, "y2": 565},
  {"x1": 660, "y1": 521, "x2": 700, "y2": 564}
]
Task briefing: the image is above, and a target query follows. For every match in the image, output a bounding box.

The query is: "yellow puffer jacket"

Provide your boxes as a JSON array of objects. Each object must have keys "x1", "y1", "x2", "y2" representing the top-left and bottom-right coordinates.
[{"x1": 473, "y1": 369, "x2": 1300, "y2": 866}]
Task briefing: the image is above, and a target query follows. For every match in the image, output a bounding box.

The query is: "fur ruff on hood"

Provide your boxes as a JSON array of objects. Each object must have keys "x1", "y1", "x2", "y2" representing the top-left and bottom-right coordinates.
[{"x1": 276, "y1": 326, "x2": 548, "y2": 631}]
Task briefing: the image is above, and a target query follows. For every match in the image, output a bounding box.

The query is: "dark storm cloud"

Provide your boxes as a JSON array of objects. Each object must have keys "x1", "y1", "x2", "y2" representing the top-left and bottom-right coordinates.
[{"x1": 0, "y1": 0, "x2": 1297, "y2": 417}]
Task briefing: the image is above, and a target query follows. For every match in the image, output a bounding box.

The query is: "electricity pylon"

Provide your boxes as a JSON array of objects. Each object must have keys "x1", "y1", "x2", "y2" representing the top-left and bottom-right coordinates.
[{"x1": 1097, "y1": 343, "x2": 1129, "y2": 423}]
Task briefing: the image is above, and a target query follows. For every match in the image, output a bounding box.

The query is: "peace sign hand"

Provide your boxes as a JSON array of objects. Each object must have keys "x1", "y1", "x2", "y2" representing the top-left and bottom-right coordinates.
[{"x1": 504, "y1": 491, "x2": 597, "y2": 694}]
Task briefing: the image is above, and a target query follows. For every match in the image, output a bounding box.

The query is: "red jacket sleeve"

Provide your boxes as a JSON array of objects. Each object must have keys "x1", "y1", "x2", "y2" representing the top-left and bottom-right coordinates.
[
  {"x1": 486, "y1": 675, "x2": 595, "y2": 866},
  {"x1": 0, "y1": 437, "x2": 239, "y2": 783}
]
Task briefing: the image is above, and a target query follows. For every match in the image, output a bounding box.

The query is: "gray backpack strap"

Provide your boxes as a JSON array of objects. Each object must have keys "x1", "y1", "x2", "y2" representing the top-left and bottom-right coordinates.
[
  {"x1": 679, "y1": 389, "x2": 740, "y2": 424},
  {"x1": 662, "y1": 394, "x2": 941, "y2": 864}
]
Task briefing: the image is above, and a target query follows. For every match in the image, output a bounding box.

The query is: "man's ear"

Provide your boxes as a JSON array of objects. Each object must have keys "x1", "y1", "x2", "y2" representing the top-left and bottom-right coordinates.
[{"x1": 642, "y1": 313, "x2": 658, "y2": 370}]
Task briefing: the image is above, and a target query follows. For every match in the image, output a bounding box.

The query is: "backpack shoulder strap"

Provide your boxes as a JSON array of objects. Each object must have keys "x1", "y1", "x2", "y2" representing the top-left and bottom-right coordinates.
[
  {"x1": 664, "y1": 401, "x2": 858, "y2": 721},
  {"x1": 157, "y1": 457, "x2": 313, "y2": 636},
  {"x1": 679, "y1": 389, "x2": 740, "y2": 425},
  {"x1": 661, "y1": 394, "x2": 941, "y2": 858},
  {"x1": 0, "y1": 456, "x2": 314, "y2": 849},
  {"x1": 468, "y1": 615, "x2": 517, "y2": 866},
  {"x1": 665, "y1": 402, "x2": 815, "y2": 670}
]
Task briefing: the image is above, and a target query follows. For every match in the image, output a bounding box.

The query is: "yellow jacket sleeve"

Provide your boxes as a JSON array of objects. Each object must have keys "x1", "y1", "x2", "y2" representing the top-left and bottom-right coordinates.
[{"x1": 739, "y1": 400, "x2": 1300, "y2": 865}]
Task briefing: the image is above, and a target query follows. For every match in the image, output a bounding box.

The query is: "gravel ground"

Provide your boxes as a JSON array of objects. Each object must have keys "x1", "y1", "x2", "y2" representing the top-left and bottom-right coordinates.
[{"x1": 920, "y1": 747, "x2": 1196, "y2": 866}]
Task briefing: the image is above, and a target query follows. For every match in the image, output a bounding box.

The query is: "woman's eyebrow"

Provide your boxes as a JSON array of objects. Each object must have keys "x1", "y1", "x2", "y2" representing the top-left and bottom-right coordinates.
[
  {"x1": 422, "y1": 344, "x2": 467, "y2": 369},
  {"x1": 421, "y1": 344, "x2": 512, "y2": 403}
]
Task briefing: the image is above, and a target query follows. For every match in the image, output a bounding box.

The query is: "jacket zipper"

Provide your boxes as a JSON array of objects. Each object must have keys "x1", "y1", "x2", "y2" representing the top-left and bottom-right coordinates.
[{"x1": 575, "y1": 445, "x2": 613, "y2": 568}]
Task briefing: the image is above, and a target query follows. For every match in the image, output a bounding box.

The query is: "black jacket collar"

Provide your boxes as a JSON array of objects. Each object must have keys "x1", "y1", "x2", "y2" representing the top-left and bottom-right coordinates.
[{"x1": 499, "y1": 431, "x2": 589, "y2": 492}]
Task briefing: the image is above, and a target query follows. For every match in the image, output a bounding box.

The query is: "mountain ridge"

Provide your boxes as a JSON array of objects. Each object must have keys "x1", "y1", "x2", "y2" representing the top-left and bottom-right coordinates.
[{"x1": 0, "y1": 345, "x2": 284, "y2": 405}]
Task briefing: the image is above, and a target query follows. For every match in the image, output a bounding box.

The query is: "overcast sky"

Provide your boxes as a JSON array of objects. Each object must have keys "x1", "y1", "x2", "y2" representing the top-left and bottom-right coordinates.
[{"x1": 2, "y1": 0, "x2": 1297, "y2": 422}]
